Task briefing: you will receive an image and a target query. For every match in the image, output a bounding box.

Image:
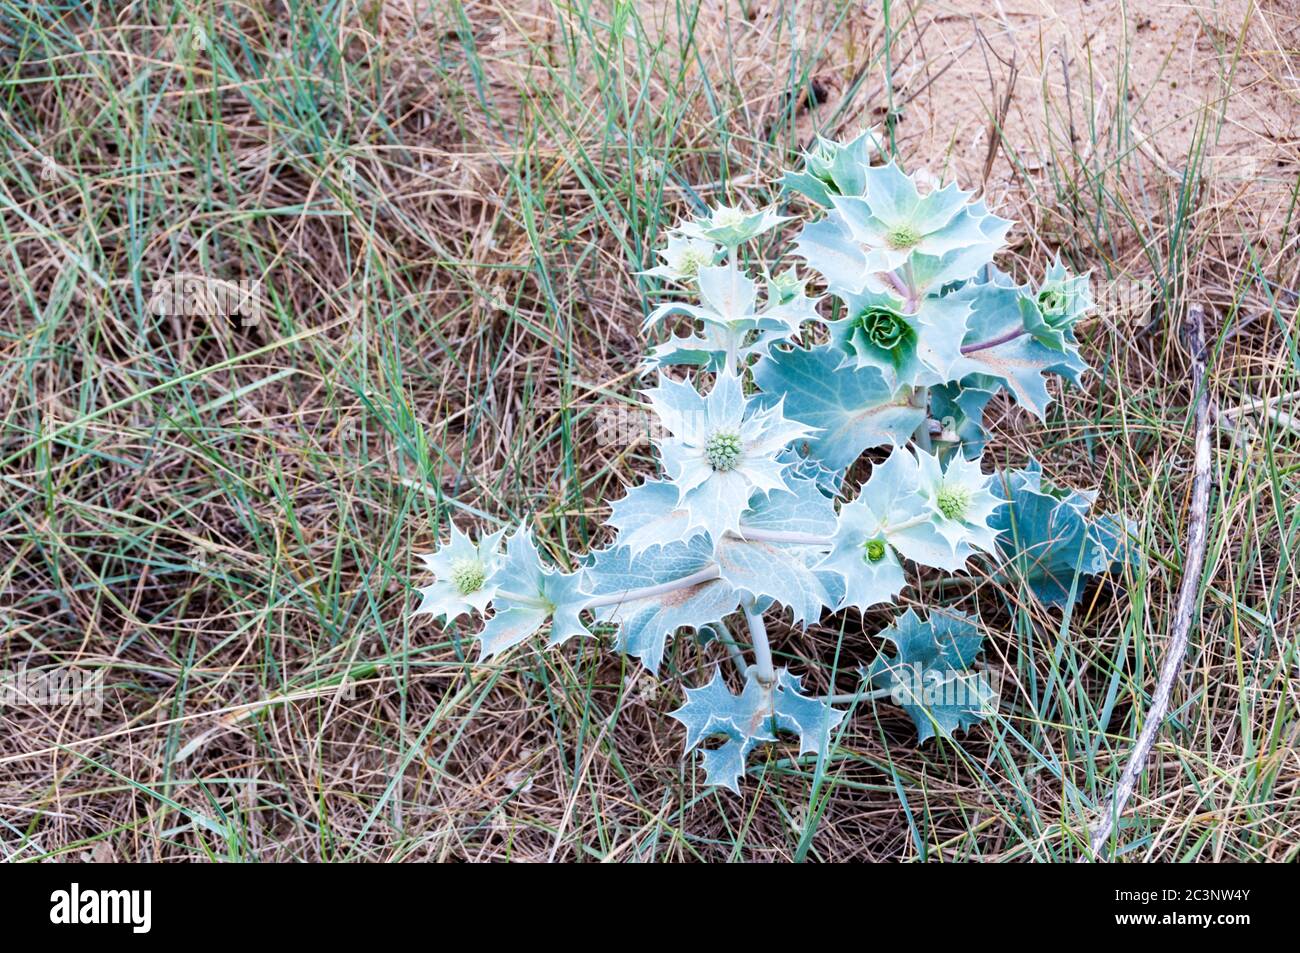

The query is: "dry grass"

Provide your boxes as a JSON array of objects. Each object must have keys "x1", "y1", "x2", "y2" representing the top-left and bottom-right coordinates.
[{"x1": 0, "y1": 0, "x2": 1297, "y2": 861}]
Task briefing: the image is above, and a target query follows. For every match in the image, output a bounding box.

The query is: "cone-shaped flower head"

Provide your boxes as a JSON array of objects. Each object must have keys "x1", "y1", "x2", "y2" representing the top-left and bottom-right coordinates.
[
  {"x1": 642, "y1": 234, "x2": 719, "y2": 283},
  {"x1": 829, "y1": 162, "x2": 993, "y2": 272},
  {"x1": 414, "y1": 524, "x2": 506, "y2": 622},
  {"x1": 647, "y1": 370, "x2": 817, "y2": 539},
  {"x1": 916, "y1": 450, "x2": 1000, "y2": 554}
]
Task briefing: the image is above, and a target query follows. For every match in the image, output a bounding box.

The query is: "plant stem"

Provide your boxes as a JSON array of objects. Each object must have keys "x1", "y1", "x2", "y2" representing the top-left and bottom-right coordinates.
[
  {"x1": 902, "y1": 258, "x2": 919, "y2": 309},
  {"x1": 490, "y1": 589, "x2": 550, "y2": 609},
  {"x1": 881, "y1": 512, "x2": 931, "y2": 534},
  {"x1": 960, "y1": 327, "x2": 1027, "y2": 354},
  {"x1": 821, "y1": 687, "x2": 895, "y2": 706},
  {"x1": 743, "y1": 600, "x2": 774, "y2": 686},
  {"x1": 583, "y1": 564, "x2": 720, "y2": 609},
  {"x1": 732, "y1": 527, "x2": 831, "y2": 546},
  {"x1": 880, "y1": 270, "x2": 910, "y2": 299},
  {"x1": 909, "y1": 386, "x2": 933, "y2": 451},
  {"x1": 707, "y1": 621, "x2": 750, "y2": 678}
]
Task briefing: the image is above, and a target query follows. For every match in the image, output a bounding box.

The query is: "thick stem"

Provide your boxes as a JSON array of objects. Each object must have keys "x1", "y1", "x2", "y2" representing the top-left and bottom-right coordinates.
[
  {"x1": 707, "y1": 621, "x2": 750, "y2": 678},
  {"x1": 583, "y1": 564, "x2": 720, "y2": 609},
  {"x1": 909, "y1": 386, "x2": 933, "y2": 451},
  {"x1": 881, "y1": 512, "x2": 931, "y2": 534},
  {"x1": 960, "y1": 327, "x2": 1027, "y2": 354},
  {"x1": 732, "y1": 527, "x2": 831, "y2": 547},
  {"x1": 821, "y1": 687, "x2": 895, "y2": 706},
  {"x1": 879, "y1": 270, "x2": 910, "y2": 299},
  {"x1": 902, "y1": 258, "x2": 919, "y2": 309},
  {"x1": 489, "y1": 589, "x2": 550, "y2": 610},
  {"x1": 743, "y1": 601, "x2": 774, "y2": 686}
]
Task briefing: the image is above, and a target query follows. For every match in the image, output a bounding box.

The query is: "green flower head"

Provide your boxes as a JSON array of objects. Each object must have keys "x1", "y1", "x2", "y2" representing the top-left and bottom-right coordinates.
[
  {"x1": 704, "y1": 429, "x2": 743, "y2": 472},
  {"x1": 855, "y1": 304, "x2": 914, "y2": 353},
  {"x1": 915, "y1": 450, "x2": 1000, "y2": 555},
  {"x1": 642, "y1": 234, "x2": 719, "y2": 283},
  {"x1": 414, "y1": 524, "x2": 506, "y2": 623},
  {"x1": 648, "y1": 370, "x2": 817, "y2": 540}
]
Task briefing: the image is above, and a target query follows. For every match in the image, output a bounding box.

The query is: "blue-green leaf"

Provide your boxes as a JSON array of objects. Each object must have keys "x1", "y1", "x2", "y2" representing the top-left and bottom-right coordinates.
[
  {"x1": 752, "y1": 343, "x2": 925, "y2": 472},
  {"x1": 715, "y1": 535, "x2": 834, "y2": 625},
  {"x1": 781, "y1": 127, "x2": 883, "y2": 205},
  {"x1": 862, "y1": 609, "x2": 993, "y2": 742},
  {"x1": 990, "y1": 462, "x2": 1136, "y2": 608},
  {"x1": 929, "y1": 375, "x2": 998, "y2": 459},
  {"x1": 607, "y1": 479, "x2": 704, "y2": 555},
  {"x1": 583, "y1": 538, "x2": 738, "y2": 673},
  {"x1": 670, "y1": 667, "x2": 846, "y2": 792},
  {"x1": 479, "y1": 529, "x2": 591, "y2": 659},
  {"x1": 952, "y1": 281, "x2": 1088, "y2": 418},
  {"x1": 791, "y1": 214, "x2": 875, "y2": 294}
]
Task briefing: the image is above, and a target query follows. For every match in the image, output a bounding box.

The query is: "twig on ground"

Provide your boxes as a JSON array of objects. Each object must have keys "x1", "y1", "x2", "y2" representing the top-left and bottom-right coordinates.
[{"x1": 1085, "y1": 304, "x2": 1214, "y2": 860}]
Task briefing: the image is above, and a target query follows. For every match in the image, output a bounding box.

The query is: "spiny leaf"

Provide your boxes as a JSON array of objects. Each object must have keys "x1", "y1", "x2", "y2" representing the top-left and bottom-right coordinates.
[
  {"x1": 583, "y1": 538, "x2": 738, "y2": 673},
  {"x1": 607, "y1": 478, "x2": 704, "y2": 555},
  {"x1": 752, "y1": 343, "x2": 925, "y2": 472},
  {"x1": 952, "y1": 281, "x2": 1088, "y2": 418},
  {"x1": 670, "y1": 667, "x2": 846, "y2": 792},
  {"x1": 990, "y1": 462, "x2": 1136, "y2": 608},
  {"x1": 717, "y1": 472, "x2": 840, "y2": 623},
  {"x1": 781, "y1": 127, "x2": 882, "y2": 205},
  {"x1": 929, "y1": 375, "x2": 998, "y2": 460},
  {"x1": 479, "y1": 529, "x2": 591, "y2": 659},
  {"x1": 861, "y1": 609, "x2": 993, "y2": 742}
]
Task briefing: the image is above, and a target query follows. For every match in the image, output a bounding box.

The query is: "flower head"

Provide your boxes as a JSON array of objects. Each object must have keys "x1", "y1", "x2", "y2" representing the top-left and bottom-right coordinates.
[
  {"x1": 704, "y1": 428, "x2": 743, "y2": 471},
  {"x1": 414, "y1": 524, "x2": 506, "y2": 623},
  {"x1": 647, "y1": 370, "x2": 817, "y2": 539},
  {"x1": 915, "y1": 450, "x2": 1000, "y2": 553},
  {"x1": 820, "y1": 491, "x2": 906, "y2": 612},
  {"x1": 828, "y1": 162, "x2": 992, "y2": 272},
  {"x1": 642, "y1": 234, "x2": 719, "y2": 283},
  {"x1": 677, "y1": 203, "x2": 791, "y2": 247},
  {"x1": 828, "y1": 286, "x2": 971, "y2": 388}
]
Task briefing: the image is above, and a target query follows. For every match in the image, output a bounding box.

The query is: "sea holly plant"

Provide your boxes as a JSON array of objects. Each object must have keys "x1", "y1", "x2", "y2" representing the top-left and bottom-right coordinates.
[{"x1": 412, "y1": 134, "x2": 1137, "y2": 794}]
